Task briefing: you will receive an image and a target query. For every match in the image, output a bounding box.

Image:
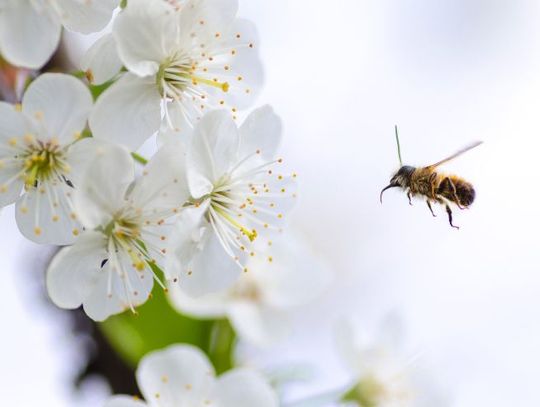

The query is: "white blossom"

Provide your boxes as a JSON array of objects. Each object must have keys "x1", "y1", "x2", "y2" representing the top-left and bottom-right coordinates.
[
  {"x1": 46, "y1": 141, "x2": 188, "y2": 321},
  {"x1": 337, "y1": 318, "x2": 448, "y2": 407},
  {"x1": 170, "y1": 233, "x2": 330, "y2": 347},
  {"x1": 0, "y1": 73, "x2": 102, "y2": 245},
  {"x1": 165, "y1": 106, "x2": 297, "y2": 296},
  {"x1": 80, "y1": 33, "x2": 124, "y2": 86},
  {"x1": 89, "y1": 0, "x2": 262, "y2": 150},
  {"x1": 104, "y1": 344, "x2": 278, "y2": 407},
  {"x1": 0, "y1": 0, "x2": 118, "y2": 69}
]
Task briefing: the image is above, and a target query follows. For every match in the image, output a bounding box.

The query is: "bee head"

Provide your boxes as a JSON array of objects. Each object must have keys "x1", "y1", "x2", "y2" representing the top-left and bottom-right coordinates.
[
  {"x1": 380, "y1": 165, "x2": 415, "y2": 203},
  {"x1": 390, "y1": 165, "x2": 415, "y2": 187}
]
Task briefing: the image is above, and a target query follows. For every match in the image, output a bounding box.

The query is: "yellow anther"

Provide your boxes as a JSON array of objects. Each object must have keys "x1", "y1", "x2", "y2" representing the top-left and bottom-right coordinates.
[
  {"x1": 34, "y1": 227, "x2": 42, "y2": 236},
  {"x1": 190, "y1": 75, "x2": 229, "y2": 92},
  {"x1": 214, "y1": 206, "x2": 258, "y2": 242},
  {"x1": 85, "y1": 70, "x2": 94, "y2": 83}
]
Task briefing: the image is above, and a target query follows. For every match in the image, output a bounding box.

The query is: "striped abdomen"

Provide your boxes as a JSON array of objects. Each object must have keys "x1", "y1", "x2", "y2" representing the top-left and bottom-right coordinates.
[{"x1": 437, "y1": 176, "x2": 475, "y2": 207}]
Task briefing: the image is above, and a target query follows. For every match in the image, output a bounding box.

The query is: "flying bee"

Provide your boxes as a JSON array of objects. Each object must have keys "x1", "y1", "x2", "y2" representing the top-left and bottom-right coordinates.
[{"x1": 380, "y1": 126, "x2": 482, "y2": 229}]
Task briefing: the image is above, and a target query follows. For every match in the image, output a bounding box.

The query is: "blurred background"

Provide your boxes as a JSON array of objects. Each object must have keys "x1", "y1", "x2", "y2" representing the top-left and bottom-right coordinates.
[{"x1": 2, "y1": 0, "x2": 540, "y2": 405}]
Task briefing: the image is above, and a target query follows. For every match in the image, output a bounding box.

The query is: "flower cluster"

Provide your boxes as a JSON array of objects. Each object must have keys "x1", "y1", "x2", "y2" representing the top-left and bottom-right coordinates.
[{"x1": 0, "y1": 0, "x2": 295, "y2": 323}]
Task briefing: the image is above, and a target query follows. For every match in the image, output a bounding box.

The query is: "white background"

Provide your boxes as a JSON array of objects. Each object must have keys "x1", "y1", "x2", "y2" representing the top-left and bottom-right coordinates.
[{"x1": 2, "y1": 0, "x2": 540, "y2": 405}]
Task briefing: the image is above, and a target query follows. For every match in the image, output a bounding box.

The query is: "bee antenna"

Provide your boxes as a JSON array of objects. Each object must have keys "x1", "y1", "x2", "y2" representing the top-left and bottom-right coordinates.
[{"x1": 394, "y1": 125, "x2": 403, "y2": 166}]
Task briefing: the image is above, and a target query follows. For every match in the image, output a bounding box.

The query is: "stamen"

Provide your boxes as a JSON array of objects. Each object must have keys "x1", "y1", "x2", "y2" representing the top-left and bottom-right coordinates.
[
  {"x1": 212, "y1": 205, "x2": 257, "y2": 242},
  {"x1": 190, "y1": 75, "x2": 229, "y2": 92}
]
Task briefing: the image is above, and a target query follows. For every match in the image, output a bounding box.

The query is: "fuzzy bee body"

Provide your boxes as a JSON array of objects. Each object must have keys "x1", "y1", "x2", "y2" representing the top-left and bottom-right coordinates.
[
  {"x1": 380, "y1": 132, "x2": 481, "y2": 229},
  {"x1": 437, "y1": 175, "x2": 475, "y2": 207}
]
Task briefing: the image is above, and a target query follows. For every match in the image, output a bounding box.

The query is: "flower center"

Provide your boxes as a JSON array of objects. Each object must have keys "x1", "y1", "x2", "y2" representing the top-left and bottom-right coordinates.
[
  {"x1": 230, "y1": 278, "x2": 261, "y2": 302},
  {"x1": 210, "y1": 188, "x2": 258, "y2": 243},
  {"x1": 195, "y1": 151, "x2": 293, "y2": 271},
  {"x1": 104, "y1": 215, "x2": 147, "y2": 271},
  {"x1": 344, "y1": 373, "x2": 414, "y2": 407},
  {"x1": 158, "y1": 57, "x2": 230, "y2": 102},
  {"x1": 354, "y1": 375, "x2": 387, "y2": 407},
  {"x1": 20, "y1": 137, "x2": 68, "y2": 189}
]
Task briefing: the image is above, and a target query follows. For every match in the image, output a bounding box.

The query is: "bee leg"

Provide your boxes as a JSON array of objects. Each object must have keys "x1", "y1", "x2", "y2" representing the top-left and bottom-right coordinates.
[
  {"x1": 444, "y1": 177, "x2": 465, "y2": 210},
  {"x1": 445, "y1": 204, "x2": 459, "y2": 229},
  {"x1": 429, "y1": 172, "x2": 438, "y2": 199},
  {"x1": 407, "y1": 191, "x2": 413, "y2": 205},
  {"x1": 426, "y1": 200, "x2": 437, "y2": 217}
]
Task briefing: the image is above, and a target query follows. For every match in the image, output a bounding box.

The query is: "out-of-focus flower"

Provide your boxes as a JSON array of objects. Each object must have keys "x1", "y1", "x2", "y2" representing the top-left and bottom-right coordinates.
[
  {"x1": 0, "y1": 0, "x2": 118, "y2": 69},
  {"x1": 104, "y1": 344, "x2": 278, "y2": 407},
  {"x1": 46, "y1": 142, "x2": 188, "y2": 321},
  {"x1": 170, "y1": 233, "x2": 330, "y2": 347},
  {"x1": 0, "y1": 73, "x2": 99, "y2": 245},
  {"x1": 165, "y1": 106, "x2": 296, "y2": 296},
  {"x1": 89, "y1": 0, "x2": 262, "y2": 150},
  {"x1": 336, "y1": 318, "x2": 447, "y2": 407}
]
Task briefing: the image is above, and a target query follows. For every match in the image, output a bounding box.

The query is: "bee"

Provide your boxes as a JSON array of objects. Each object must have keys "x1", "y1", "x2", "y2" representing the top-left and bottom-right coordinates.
[{"x1": 380, "y1": 126, "x2": 482, "y2": 229}]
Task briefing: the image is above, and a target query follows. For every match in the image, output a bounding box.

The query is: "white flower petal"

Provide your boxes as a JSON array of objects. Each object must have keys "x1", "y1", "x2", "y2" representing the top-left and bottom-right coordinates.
[
  {"x1": 168, "y1": 283, "x2": 228, "y2": 319},
  {"x1": 179, "y1": 0, "x2": 238, "y2": 41},
  {"x1": 64, "y1": 137, "x2": 117, "y2": 188},
  {"x1": 82, "y1": 254, "x2": 154, "y2": 322},
  {"x1": 200, "y1": 18, "x2": 263, "y2": 109},
  {"x1": 187, "y1": 110, "x2": 239, "y2": 198},
  {"x1": 0, "y1": 1, "x2": 61, "y2": 69},
  {"x1": 227, "y1": 302, "x2": 289, "y2": 347},
  {"x1": 224, "y1": 19, "x2": 263, "y2": 109},
  {"x1": 167, "y1": 205, "x2": 241, "y2": 295},
  {"x1": 22, "y1": 73, "x2": 93, "y2": 144},
  {"x1": 260, "y1": 236, "x2": 331, "y2": 308},
  {"x1": 73, "y1": 141, "x2": 134, "y2": 229},
  {"x1": 213, "y1": 369, "x2": 278, "y2": 407},
  {"x1": 15, "y1": 184, "x2": 81, "y2": 245},
  {"x1": 239, "y1": 105, "x2": 282, "y2": 161},
  {"x1": 165, "y1": 203, "x2": 207, "y2": 279},
  {"x1": 175, "y1": 225, "x2": 242, "y2": 296},
  {"x1": 129, "y1": 141, "x2": 189, "y2": 211},
  {"x1": 104, "y1": 396, "x2": 148, "y2": 407},
  {"x1": 113, "y1": 0, "x2": 177, "y2": 77},
  {"x1": 158, "y1": 102, "x2": 194, "y2": 146},
  {"x1": 56, "y1": 0, "x2": 118, "y2": 34},
  {"x1": 90, "y1": 73, "x2": 162, "y2": 151},
  {"x1": 46, "y1": 231, "x2": 106, "y2": 309},
  {"x1": 0, "y1": 163, "x2": 24, "y2": 207},
  {"x1": 0, "y1": 102, "x2": 28, "y2": 141},
  {"x1": 82, "y1": 269, "x2": 127, "y2": 321},
  {"x1": 136, "y1": 344, "x2": 215, "y2": 406},
  {"x1": 81, "y1": 33, "x2": 123, "y2": 85},
  {"x1": 0, "y1": 103, "x2": 28, "y2": 206}
]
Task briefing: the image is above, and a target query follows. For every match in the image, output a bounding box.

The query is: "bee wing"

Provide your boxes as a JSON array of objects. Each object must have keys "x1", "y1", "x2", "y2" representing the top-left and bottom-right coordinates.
[{"x1": 426, "y1": 141, "x2": 483, "y2": 168}]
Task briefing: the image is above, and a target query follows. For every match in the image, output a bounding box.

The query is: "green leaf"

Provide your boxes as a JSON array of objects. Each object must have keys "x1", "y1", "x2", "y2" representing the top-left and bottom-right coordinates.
[
  {"x1": 99, "y1": 286, "x2": 211, "y2": 367},
  {"x1": 98, "y1": 283, "x2": 236, "y2": 374}
]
